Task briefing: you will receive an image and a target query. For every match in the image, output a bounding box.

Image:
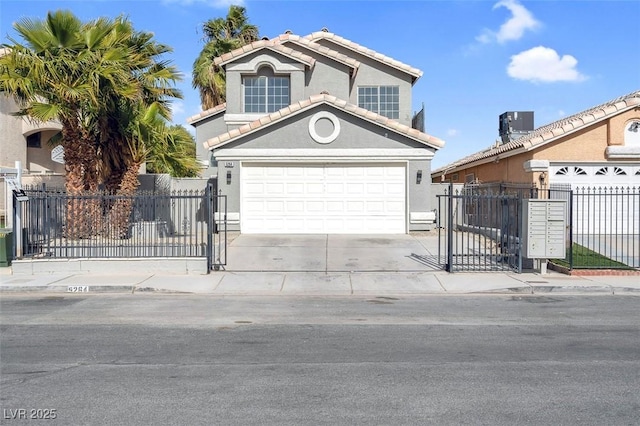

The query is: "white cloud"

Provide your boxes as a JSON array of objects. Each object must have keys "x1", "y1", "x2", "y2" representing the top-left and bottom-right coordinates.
[
  {"x1": 162, "y1": 0, "x2": 242, "y2": 8},
  {"x1": 170, "y1": 101, "x2": 185, "y2": 117},
  {"x1": 507, "y1": 46, "x2": 587, "y2": 83},
  {"x1": 447, "y1": 129, "x2": 459, "y2": 137},
  {"x1": 477, "y1": 0, "x2": 540, "y2": 44}
]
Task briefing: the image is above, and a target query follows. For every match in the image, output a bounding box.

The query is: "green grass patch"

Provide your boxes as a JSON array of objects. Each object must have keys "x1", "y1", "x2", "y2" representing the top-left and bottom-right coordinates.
[{"x1": 551, "y1": 243, "x2": 632, "y2": 270}]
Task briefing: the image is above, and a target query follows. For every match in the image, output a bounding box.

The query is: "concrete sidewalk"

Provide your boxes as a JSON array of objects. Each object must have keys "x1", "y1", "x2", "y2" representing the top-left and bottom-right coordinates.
[
  {"x1": 1, "y1": 268, "x2": 639, "y2": 296},
  {"x1": 2, "y1": 234, "x2": 639, "y2": 296}
]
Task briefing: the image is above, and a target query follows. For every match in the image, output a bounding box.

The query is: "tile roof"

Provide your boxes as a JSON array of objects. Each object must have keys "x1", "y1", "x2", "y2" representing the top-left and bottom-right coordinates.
[
  {"x1": 304, "y1": 30, "x2": 423, "y2": 81},
  {"x1": 272, "y1": 33, "x2": 360, "y2": 71},
  {"x1": 213, "y1": 40, "x2": 316, "y2": 67},
  {"x1": 432, "y1": 90, "x2": 640, "y2": 175},
  {"x1": 203, "y1": 93, "x2": 444, "y2": 151},
  {"x1": 212, "y1": 29, "x2": 421, "y2": 82},
  {"x1": 186, "y1": 103, "x2": 227, "y2": 124}
]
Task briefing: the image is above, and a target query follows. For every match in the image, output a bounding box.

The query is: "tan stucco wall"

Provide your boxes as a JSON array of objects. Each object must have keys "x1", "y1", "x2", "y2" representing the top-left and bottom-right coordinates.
[
  {"x1": 610, "y1": 108, "x2": 640, "y2": 146},
  {"x1": 25, "y1": 129, "x2": 66, "y2": 175},
  {"x1": 437, "y1": 151, "x2": 535, "y2": 185},
  {"x1": 533, "y1": 123, "x2": 607, "y2": 162},
  {"x1": 1, "y1": 94, "x2": 64, "y2": 174},
  {"x1": 0, "y1": 95, "x2": 26, "y2": 168}
]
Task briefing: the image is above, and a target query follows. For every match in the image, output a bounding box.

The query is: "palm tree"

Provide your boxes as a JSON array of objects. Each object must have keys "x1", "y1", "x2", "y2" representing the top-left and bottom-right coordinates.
[
  {"x1": 0, "y1": 11, "x2": 139, "y2": 237},
  {"x1": 147, "y1": 125, "x2": 201, "y2": 178},
  {"x1": 0, "y1": 10, "x2": 184, "y2": 238},
  {"x1": 91, "y1": 17, "x2": 183, "y2": 193},
  {"x1": 192, "y1": 5, "x2": 259, "y2": 109},
  {"x1": 104, "y1": 102, "x2": 201, "y2": 238}
]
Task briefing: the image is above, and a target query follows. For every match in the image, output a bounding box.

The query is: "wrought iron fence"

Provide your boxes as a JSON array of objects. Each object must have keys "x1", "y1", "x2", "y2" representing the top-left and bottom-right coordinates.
[
  {"x1": 437, "y1": 184, "x2": 523, "y2": 272},
  {"x1": 437, "y1": 182, "x2": 639, "y2": 272},
  {"x1": 13, "y1": 185, "x2": 223, "y2": 268},
  {"x1": 546, "y1": 185, "x2": 639, "y2": 270}
]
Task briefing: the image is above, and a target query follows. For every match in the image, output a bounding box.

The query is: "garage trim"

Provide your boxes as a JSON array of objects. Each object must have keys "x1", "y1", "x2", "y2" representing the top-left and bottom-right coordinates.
[{"x1": 214, "y1": 148, "x2": 435, "y2": 162}]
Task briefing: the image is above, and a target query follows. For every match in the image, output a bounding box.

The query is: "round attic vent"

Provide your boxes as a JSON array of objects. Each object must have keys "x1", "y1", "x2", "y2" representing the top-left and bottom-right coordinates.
[
  {"x1": 284, "y1": 30, "x2": 292, "y2": 34},
  {"x1": 321, "y1": 27, "x2": 329, "y2": 32},
  {"x1": 261, "y1": 36, "x2": 269, "y2": 41},
  {"x1": 309, "y1": 111, "x2": 340, "y2": 144}
]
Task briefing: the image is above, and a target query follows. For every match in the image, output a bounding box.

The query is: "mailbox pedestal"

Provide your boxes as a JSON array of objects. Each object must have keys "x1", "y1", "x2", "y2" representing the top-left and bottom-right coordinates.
[{"x1": 521, "y1": 199, "x2": 567, "y2": 274}]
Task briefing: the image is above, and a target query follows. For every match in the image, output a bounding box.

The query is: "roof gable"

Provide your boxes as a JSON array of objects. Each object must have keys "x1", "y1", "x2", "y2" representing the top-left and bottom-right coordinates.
[
  {"x1": 187, "y1": 103, "x2": 227, "y2": 125},
  {"x1": 304, "y1": 30, "x2": 423, "y2": 82},
  {"x1": 203, "y1": 93, "x2": 444, "y2": 151},
  {"x1": 273, "y1": 33, "x2": 360, "y2": 72},
  {"x1": 214, "y1": 40, "x2": 316, "y2": 68},
  {"x1": 211, "y1": 30, "x2": 422, "y2": 82},
  {"x1": 432, "y1": 90, "x2": 640, "y2": 175}
]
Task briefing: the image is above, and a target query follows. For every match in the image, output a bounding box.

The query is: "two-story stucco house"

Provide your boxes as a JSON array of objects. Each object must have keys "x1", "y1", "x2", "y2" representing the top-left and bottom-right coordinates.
[{"x1": 188, "y1": 29, "x2": 445, "y2": 234}]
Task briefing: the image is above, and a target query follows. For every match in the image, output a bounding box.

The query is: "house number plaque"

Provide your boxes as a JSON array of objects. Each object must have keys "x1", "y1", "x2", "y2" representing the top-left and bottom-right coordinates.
[{"x1": 224, "y1": 162, "x2": 234, "y2": 168}]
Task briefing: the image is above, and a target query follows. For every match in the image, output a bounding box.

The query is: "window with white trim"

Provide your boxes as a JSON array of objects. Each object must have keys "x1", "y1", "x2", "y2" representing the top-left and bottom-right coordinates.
[
  {"x1": 358, "y1": 86, "x2": 399, "y2": 119},
  {"x1": 243, "y1": 76, "x2": 290, "y2": 113}
]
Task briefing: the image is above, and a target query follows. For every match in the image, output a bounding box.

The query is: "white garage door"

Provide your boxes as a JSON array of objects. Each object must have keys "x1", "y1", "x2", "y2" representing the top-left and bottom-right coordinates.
[{"x1": 241, "y1": 163, "x2": 406, "y2": 234}]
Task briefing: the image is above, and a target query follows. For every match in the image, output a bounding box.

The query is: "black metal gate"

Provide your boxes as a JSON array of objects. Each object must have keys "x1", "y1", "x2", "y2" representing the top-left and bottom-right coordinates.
[
  {"x1": 209, "y1": 183, "x2": 227, "y2": 271},
  {"x1": 436, "y1": 183, "x2": 524, "y2": 272}
]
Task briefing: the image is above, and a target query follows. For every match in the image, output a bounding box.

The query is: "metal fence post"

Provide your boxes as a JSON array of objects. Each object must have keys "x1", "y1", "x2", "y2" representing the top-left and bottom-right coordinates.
[
  {"x1": 206, "y1": 183, "x2": 214, "y2": 273},
  {"x1": 447, "y1": 182, "x2": 454, "y2": 272},
  {"x1": 12, "y1": 190, "x2": 22, "y2": 258},
  {"x1": 568, "y1": 189, "x2": 574, "y2": 271}
]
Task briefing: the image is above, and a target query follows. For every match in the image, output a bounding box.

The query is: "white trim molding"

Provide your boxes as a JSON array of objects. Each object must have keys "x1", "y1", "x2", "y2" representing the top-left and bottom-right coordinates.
[
  {"x1": 606, "y1": 146, "x2": 640, "y2": 160},
  {"x1": 224, "y1": 113, "x2": 268, "y2": 125},
  {"x1": 213, "y1": 148, "x2": 435, "y2": 162},
  {"x1": 410, "y1": 211, "x2": 436, "y2": 224},
  {"x1": 226, "y1": 55, "x2": 306, "y2": 73},
  {"x1": 523, "y1": 159, "x2": 550, "y2": 173},
  {"x1": 308, "y1": 111, "x2": 340, "y2": 144},
  {"x1": 214, "y1": 212, "x2": 240, "y2": 225}
]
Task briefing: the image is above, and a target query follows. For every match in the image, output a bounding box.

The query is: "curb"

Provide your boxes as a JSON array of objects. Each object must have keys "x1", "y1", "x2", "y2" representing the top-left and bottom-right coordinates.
[
  {"x1": 530, "y1": 285, "x2": 613, "y2": 294},
  {"x1": 1, "y1": 285, "x2": 136, "y2": 294},
  {"x1": 1, "y1": 285, "x2": 638, "y2": 295}
]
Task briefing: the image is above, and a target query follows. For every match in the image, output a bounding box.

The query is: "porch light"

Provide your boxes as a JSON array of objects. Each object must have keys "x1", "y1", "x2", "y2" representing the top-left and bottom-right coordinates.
[
  {"x1": 539, "y1": 171, "x2": 547, "y2": 185},
  {"x1": 226, "y1": 171, "x2": 232, "y2": 185},
  {"x1": 416, "y1": 170, "x2": 422, "y2": 184}
]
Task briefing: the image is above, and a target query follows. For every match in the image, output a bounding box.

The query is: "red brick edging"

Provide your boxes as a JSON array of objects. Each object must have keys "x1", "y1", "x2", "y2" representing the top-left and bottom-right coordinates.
[{"x1": 548, "y1": 262, "x2": 640, "y2": 276}]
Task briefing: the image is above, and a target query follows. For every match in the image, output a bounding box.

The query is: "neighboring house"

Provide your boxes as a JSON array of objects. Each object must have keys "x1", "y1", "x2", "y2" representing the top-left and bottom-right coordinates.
[
  {"x1": 188, "y1": 29, "x2": 445, "y2": 234},
  {"x1": 431, "y1": 90, "x2": 640, "y2": 190},
  {"x1": 0, "y1": 89, "x2": 64, "y2": 223}
]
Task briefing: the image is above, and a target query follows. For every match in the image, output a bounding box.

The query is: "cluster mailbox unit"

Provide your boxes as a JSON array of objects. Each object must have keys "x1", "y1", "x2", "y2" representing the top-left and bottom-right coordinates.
[{"x1": 521, "y1": 199, "x2": 567, "y2": 272}]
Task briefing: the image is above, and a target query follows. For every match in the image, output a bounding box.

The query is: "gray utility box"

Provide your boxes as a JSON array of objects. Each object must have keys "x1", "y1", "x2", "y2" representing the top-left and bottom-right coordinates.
[{"x1": 521, "y1": 199, "x2": 567, "y2": 259}]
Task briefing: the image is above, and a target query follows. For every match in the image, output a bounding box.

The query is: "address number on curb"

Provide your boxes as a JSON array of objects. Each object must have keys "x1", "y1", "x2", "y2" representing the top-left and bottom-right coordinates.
[{"x1": 67, "y1": 286, "x2": 89, "y2": 293}]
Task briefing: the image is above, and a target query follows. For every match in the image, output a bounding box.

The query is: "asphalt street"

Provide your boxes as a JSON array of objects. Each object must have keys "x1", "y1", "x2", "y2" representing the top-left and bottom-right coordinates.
[{"x1": 1, "y1": 294, "x2": 639, "y2": 425}]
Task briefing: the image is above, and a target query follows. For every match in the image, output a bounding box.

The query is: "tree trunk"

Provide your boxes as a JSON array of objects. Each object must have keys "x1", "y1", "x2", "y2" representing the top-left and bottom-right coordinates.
[
  {"x1": 60, "y1": 118, "x2": 101, "y2": 239},
  {"x1": 104, "y1": 162, "x2": 141, "y2": 239}
]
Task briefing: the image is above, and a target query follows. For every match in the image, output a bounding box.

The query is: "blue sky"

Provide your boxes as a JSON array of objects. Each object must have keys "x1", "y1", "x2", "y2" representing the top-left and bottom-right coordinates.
[{"x1": 1, "y1": 0, "x2": 638, "y2": 169}]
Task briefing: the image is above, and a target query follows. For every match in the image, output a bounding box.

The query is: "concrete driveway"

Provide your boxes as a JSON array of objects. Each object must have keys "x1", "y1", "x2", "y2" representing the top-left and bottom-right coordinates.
[{"x1": 224, "y1": 233, "x2": 443, "y2": 272}]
